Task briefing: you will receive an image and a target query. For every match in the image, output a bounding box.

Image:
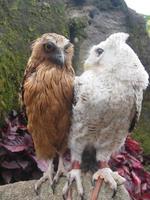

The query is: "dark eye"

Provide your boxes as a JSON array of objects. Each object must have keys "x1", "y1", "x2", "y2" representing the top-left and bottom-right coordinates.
[
  {"x1": 96, "y1": 48, "x2": 104, "y2": 56},
  {"x1": 64, "y1": 43, "x2": 71, "y2": 52},
  {"x1": 44, "y1": 42, "x2": 54, "y2": 52}
]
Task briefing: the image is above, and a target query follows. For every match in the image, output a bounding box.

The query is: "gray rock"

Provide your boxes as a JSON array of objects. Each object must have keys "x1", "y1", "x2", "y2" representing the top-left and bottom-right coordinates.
[{"x1": 0, "y1": 174, "x2": 131, "y2": 200}]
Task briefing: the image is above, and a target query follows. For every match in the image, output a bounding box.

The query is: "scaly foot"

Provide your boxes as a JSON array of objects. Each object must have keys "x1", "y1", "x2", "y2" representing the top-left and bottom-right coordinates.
[
  {"x1": 52, "y1": 156, "x2": 67, "y2": 191},
  {"x1": 63, "y1": 169, "x2": 84, "y2": 200},
  {"x1": 35, "y1": 159, "x2": 54, "y2": 194},
  {"x1": 93, "y1": 168, "x2": 125, "y2": 190}
]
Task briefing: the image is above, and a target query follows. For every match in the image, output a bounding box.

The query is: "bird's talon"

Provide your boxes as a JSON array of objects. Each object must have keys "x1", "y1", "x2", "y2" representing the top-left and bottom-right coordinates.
[
  {"x1": 63, "y1": 169, "x2": 83, "y2": 199},
  {"x1": 62, "y1": 194, "x2": 66, "y2": 200},
  {"x1": 91, "y1": 179, "x2": 96, "y2": 187},
  {"x1": 51, "y1": 182, "x2": 56, "y2": 194},
  {"x1": 112, "y1": 189, "x2": 117, "y2": 198},
  {"x1": 34, "y1": 187, "x2": 40, "y2": 196},
  {"x1": 80, "y1": 194, "x2": 85, "y2": 200},
  {"x1": 117, "y1": 182, "x2": 124, "y2": 186}
]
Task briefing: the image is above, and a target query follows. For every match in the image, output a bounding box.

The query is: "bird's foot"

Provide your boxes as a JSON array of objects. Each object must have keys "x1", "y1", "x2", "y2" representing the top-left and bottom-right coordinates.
[
  {"x1": 63, "y1": 169, "x2": 84, "y2": 200},
  {"x1": 34, "y1": 160, "x2": 54, "y2": 195},
  {"x1": 91, "y1": 168, "x2": 126, "y2": 199},
  {"x1": 93, "y1": 168, "x2": 125, "y2": 190},
  {"x1": 52, "y1": 157, "x2": 67, "y2": 192}
]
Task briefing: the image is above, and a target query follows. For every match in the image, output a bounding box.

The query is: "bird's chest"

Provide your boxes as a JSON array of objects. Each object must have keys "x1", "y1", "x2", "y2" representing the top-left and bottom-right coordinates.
[
  {"x1": 24, "y1": 67, "x2": 74, "y2": 114},
  {"x1": 81, "y1": 81, "x2": 134, "y2": 140}
]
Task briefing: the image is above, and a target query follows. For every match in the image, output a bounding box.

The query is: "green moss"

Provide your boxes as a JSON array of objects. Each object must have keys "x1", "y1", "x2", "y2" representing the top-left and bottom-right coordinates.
[
  {"x1": 0, "y1": 0, "x2": 69, "y2": 121},
  {"x1": 132, "y1": 100, "x2": 150, "y2": 171},
  {"x1": 133, "y1": 101, "x2": 150, "y2": 156},
  {"x1": 69, "y1": 17, "x2": 88, "y2": 73}
]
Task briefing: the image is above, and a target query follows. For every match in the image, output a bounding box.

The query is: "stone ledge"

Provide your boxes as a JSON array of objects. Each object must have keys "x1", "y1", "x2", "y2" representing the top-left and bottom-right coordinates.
[{"x1": 0, "y1": 173, "x2": 131, "y2": 200}]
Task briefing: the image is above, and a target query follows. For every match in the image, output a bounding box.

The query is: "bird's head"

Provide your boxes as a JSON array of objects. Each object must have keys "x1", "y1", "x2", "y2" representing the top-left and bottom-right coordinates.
[
  {"x1": 29, "y1": 33, "x2": 74, "y2": 69},
  {"x1": 84, "y1": 32, "x2": 149, "y2": 89},
  {"x1": 84, "y1": 32, "x2": 131, "y2": 70}
]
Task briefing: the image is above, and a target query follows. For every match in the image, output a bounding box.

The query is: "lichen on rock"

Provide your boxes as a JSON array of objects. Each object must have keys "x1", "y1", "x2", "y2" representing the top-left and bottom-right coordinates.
[{"x1": 0, "y1": 175, "x2": 131, "y2": 200}]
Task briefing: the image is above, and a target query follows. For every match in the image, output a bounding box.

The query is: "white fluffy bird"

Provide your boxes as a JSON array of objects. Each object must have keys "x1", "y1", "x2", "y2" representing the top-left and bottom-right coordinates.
[{"x1": 63, "y1": 32, "x2": 149, "y2": 199}]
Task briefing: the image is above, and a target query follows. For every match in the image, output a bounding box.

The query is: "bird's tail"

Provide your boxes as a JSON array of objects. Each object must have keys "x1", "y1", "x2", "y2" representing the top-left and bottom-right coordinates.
[{"x1": 81, "y1": 145, "x2": 98, "y2": 173}]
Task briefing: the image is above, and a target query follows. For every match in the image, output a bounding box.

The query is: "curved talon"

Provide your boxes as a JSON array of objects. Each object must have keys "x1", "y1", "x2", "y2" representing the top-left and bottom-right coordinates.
[
  {"x1": 51, "y1": 181, "x2": 56, "y2": 194},
  {"x1": 35, "y1": 175, "x2": 52, "y2": 195},
  {"x1": 91, "y1": 168, "x2": 126, "y2": 200},
  {"x1": 34, "y1": 159, "x2": 54, "y2": 195},
  {"x1": 91, "y1": 179, "x2": 96, "y2": 187},
  {"x1": 63, "y1": 169, "x2": 83, "y2": 200},
  {"x1": 80, "y1": 193, "x2": 85, "y2": 200},
  {"x1": 93, "y1": 168, "x2": 117, "y2": 190},
  {"x1": 34, "y1": 187, "x2": 40, "y2": 196},
  {"x1": 112, "y1": 189, "x2": 117, "y2": 198}
]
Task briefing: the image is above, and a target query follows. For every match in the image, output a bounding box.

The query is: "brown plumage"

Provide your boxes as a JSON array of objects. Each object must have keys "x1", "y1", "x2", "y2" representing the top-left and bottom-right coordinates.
[{"x1": 22, "y1": 33, "x2": 74, "y2": 191}]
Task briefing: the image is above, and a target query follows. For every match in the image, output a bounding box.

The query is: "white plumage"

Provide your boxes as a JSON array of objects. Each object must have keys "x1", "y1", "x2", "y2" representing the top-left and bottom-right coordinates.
[{"x1": 63, "y1": 32, "x2": 149, "y2": 199}]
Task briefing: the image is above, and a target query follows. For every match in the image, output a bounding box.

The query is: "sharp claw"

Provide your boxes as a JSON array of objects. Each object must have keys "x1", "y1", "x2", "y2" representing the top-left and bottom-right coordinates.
[
  {"x1": 62, "y1": 194, "x2": 66, "y2": 200},
  {"x1": 51, "y1": 181, "x2": 56, "y2": 194},
  {"x1": 80, "y1": 194, "x2": 85, "y2": 200},
  {"x1": 112, "y1": 189, "x2": 117, "y2": 198},
  {"x1": 91, "y1": 179, "x2": 96, "y2": 187},
  {"x1": 68, "y1": 176, "x2": 74, "y2": 188},
  {"x1": 117, "y1": 182, "x2": 125, "y2": 186},
  {"x1": 34, "y1": 188, "x2": 40, "y2": 196}
]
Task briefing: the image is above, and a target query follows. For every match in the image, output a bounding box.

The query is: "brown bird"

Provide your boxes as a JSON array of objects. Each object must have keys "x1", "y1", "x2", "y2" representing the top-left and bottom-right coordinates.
[{"x1": 22, "y1": 33, "x2": 74, "y2": 192}]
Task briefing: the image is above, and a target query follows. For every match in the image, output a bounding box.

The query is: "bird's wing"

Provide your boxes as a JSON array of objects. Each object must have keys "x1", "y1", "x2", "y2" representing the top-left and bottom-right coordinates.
[
  {"x1": 128, "y1": 88, "x2": 143, "y2": 133},
  {"x1": 73, "y1": 72, "x2": 144, "y2": 136},
  {"x1": 73, "y1": 73, "x2": 93, "y2": 106},
  {"x1": 73, "y1": 76, "x2": 83, "y2": 105},
  {"x1": 21, "y1": 64, "x2": 36, "y2": 108}
]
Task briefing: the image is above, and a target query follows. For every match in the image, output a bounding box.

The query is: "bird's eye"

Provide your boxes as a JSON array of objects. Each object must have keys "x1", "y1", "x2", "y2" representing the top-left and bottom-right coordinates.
[
  {"x1": 44, "y1": 42, "x2": 54, "y2": 52},
  {"x1": 64, "y1": 43, "x2": 71, "y2": 53},
  {"x1": 96, "y1": 48, "x2": 104, "y2": 56}
]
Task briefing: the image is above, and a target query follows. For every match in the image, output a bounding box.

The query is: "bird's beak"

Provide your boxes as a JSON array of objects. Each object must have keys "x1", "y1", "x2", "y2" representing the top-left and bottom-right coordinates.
[
  {"x1": 84, "y1": 62, "x2": 92, "y2": 70},
  {"x1": 54, "y1": 51, "x2": 65, "y2": 67}
]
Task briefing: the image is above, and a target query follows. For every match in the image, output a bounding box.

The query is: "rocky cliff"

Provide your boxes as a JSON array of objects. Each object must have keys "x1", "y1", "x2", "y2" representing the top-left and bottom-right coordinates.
[{"x1": 0, "y1": 0, "x2": 150, "y2": 153}]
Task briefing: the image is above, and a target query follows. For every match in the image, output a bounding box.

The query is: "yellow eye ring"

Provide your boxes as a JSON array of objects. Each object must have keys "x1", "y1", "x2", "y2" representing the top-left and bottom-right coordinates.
[{"x1": 44, "y1": 42, "x2": 54, "y2": 52}]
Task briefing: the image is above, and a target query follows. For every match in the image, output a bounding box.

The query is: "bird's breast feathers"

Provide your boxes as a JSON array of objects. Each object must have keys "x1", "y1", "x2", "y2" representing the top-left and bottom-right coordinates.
[{"x1": 23, "y1": 66, "x2": 73, "y2": 110}]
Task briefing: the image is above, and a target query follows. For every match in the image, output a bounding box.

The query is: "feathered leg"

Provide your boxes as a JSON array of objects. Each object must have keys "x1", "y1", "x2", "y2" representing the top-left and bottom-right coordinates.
[
  {"x1": 91, "y1": 161, "x2": 126, "y2": 200},
  {"x1": 35, "y1": 159, "x2": 54, "y2": 194}
]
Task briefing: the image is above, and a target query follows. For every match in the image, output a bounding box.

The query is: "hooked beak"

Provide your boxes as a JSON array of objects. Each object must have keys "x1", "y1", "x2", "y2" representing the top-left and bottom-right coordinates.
[
  {"x1": 51, "y1": 50, "x2": 65, "y2": 67},
  {"x1": 84, "y1": 59, "x2": 93, "y2": 70}
]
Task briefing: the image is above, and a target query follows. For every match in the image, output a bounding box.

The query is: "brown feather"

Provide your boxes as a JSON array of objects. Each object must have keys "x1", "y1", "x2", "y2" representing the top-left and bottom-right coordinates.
[{"x1": 22, "y1": 33, "x2": 74, "y2": 159}]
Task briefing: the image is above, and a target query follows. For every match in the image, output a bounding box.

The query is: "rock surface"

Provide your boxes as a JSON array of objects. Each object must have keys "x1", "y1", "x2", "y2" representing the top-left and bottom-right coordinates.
[{"x1": 0, "y1": 174, "x2": 131, "y2": 200}]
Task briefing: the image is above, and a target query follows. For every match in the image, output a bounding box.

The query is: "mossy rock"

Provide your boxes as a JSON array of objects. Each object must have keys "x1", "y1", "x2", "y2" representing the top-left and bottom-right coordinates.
[
  {"x1": 133, "y1": 100, "x2": 150, "y2": 156},
  {"x1": 0, "y1": 0, "x2": 69, "y2": 121},
  {"x1": 69, "y1": 16, "x2": 88, "y2": 74}
]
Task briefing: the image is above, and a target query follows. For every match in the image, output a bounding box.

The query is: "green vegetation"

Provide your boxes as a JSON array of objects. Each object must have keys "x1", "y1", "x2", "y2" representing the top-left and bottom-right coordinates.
[
  {"x1": 0, "y1": 0, "x2": 69, "y2": 121},
  {"x1": 146, "y1": 16, "x2": 150, "y2": 36},
  {"x1": 133, "y1": 100, "x2": 150, "y2": 156},
  {"x1": 69, "y1": 17, "x2": 88, "y2": 74},
  {"x1": 133, "y1": 100, "x2": 150, "y2": 171}
]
